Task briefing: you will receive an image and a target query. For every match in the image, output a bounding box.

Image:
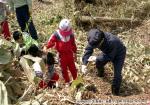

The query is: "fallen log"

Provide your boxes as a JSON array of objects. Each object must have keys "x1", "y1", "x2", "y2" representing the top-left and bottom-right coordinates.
[{"x1": 80, "y1": 16, "x2": 141, "y2": 23}]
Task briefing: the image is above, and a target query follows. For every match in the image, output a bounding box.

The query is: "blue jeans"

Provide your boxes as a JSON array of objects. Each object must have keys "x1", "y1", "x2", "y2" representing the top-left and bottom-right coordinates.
[{"x1": 16, "y1": 5, "x2": 38, "y2": 40}]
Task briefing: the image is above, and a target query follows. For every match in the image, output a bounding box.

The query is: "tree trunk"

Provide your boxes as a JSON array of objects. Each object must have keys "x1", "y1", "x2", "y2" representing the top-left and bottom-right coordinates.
[{"x1": 80, "y1": 16, "x2": 141, "y2": 23}]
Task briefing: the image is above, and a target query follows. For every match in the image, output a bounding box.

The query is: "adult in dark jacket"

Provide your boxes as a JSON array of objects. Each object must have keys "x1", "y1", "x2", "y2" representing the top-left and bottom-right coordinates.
[{"x1": 82, "y1": 28, "x2": 126, "y2": 95}]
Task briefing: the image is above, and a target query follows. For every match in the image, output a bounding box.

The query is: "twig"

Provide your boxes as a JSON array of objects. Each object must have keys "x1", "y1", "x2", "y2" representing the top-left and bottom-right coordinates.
[
  {"x1": 17, "y1": 84, "x2": 33, "y2": 103},
  {"x1": 80, "y1": 16, "x2": 141, "y2": 23},
  {"x1": 60, "y1": 98, "x2": 76, "y2": 104},
  {"x1": 4, "y1": 76, "x2": 12, "y2": 85},
  {"x1": 56, "y1": 93, "x2": 76, "y2": 104}
]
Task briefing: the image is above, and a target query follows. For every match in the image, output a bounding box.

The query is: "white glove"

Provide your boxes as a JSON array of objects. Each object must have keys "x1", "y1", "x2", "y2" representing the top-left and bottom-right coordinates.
[
  {"x1": 88, "y1": 56, "x2": 96, "y2": 62},
  {"x1": 81, "y1": 65, "x2": 87, "y2": 74}
]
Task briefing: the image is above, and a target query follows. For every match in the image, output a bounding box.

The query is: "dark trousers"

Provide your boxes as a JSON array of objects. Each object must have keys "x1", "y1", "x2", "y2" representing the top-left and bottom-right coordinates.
[
  {"x1": 16, "y1": 5, "x2": 38, "y2": 40},
  {"x1": 96, "y1": 51, "x2": 126, "y2": 89}
]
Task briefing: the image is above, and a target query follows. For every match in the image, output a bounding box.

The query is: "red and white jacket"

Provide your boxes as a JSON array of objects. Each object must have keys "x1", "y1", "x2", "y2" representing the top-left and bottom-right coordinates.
[{"x1": 46, "y1": 29, "x2": 77, "y2": 54}]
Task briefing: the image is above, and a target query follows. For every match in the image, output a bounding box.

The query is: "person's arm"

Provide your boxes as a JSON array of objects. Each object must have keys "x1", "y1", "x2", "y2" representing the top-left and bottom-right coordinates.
[
  {"x1": 46, "y1": 34, "x2": 56, "y2": 49},
  {"x1": 96, "y1": 41, "x2": 117, "y2": 62},
  {"x1": 81, "y1": 44, "x2": 94, "y2": 74},
  {"x1": 33, "y1": 62, "x2": 43, "y2": 78},
  {"x1": 43, "y1": 34, "x2": 56, "y2": 53},
  {"x1": 48, "y1": 65, "x2": 55, "y2": 79},
  {"x1": 82, "y1": 44, "x2": 94, "y2": 65}
]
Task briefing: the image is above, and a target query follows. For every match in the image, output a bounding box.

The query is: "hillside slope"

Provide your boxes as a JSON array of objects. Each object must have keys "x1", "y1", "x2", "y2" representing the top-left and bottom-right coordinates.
[{"x1": 6, "y1": 0, "x2": 150, "y2": 104}]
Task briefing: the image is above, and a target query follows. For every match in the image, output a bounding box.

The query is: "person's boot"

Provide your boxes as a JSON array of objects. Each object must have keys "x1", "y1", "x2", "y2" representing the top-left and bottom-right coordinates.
[
  {"x1": 97, "y1": 68, "x2": 104, "y2": 77},
  {"x1": 111, "y1": 85, "x2": 120, "y2": 96}
]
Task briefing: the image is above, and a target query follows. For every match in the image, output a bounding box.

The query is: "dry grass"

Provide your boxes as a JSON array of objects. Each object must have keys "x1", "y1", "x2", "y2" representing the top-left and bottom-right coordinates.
[
  {"x1": 74, "y1": 0, "x2": 150, "y2": 19},
  {"x1": 6, "y1": 0, "x2": 150, "y2": 104}
]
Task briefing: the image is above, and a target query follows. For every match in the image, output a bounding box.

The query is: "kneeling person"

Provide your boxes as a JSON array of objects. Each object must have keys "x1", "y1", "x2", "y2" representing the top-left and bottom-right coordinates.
[{"x1": 13, "y1": 31, "x2": 38, "y2": 56}]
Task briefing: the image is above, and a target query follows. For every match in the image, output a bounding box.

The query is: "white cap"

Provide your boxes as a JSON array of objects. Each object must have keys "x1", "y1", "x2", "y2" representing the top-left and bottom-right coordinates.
[
  {"x1": 59, "y1": 19, "x2": 71, "y2": 31},
  {"x1": 0, "y1": 0, "x2": 7, "y2": 3}
]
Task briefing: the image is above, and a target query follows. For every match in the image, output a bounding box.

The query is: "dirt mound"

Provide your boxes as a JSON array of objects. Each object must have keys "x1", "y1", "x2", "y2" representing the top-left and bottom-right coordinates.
[{"x1": 119, "y1": 19, "x2": 150, "y2": 94}]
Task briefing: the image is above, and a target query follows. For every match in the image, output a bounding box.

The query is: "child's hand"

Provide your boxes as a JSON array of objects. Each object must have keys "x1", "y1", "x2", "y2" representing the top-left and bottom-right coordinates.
[{"x1": 43, "y1": 46, "x2": 48, "y2": 53}]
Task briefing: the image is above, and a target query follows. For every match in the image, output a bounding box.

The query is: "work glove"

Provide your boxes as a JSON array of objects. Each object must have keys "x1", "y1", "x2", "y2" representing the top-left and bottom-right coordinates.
[
  {"x1": 88, "y1": 56, "x2": 96, "y2": 62},
  {"x1": 81, "y1": 65, "x2": 88, "y2": 74}
]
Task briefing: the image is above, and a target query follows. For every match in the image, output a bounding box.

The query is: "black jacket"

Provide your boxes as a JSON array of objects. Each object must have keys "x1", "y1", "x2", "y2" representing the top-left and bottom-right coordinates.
[{"x1": 82, "y1": 32, "x2": 126, "y2": 65}]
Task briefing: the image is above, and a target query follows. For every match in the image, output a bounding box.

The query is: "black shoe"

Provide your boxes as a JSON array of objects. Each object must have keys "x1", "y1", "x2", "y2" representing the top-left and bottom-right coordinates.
[
  {"x1": 111, "y1": 86, "x2": 120, "y2": 96},
  {"x1": 97, "y1": 68, "x2": 104, "y2": 77}
]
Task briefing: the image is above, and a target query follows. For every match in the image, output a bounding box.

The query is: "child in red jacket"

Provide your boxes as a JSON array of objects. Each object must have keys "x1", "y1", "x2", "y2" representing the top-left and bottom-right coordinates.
[{"x1": 43, "y1": 19, "x2": 78, "y2": 86}]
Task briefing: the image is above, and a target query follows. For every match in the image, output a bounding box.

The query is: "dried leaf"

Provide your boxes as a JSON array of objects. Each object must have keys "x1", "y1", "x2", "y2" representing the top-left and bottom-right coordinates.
[{"x1": 0, "y1": 48, "x2": 11, "y2": 64}]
